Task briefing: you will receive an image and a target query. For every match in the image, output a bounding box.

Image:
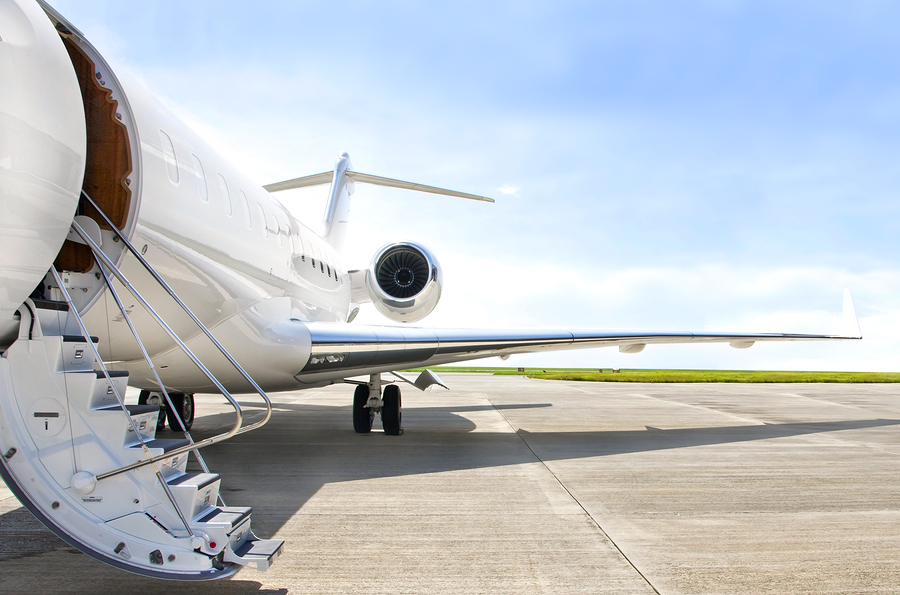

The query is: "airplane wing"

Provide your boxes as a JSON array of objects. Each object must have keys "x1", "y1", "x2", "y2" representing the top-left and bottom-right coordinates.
[{"x1": 295, "y1": 298, "x2": 861, "y2": 384}]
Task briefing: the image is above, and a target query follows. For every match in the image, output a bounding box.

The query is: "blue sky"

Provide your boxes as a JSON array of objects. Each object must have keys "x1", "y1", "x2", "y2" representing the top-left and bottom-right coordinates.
[{"x1": 48, "y1": 1, "x2": 900, "y2": 371}]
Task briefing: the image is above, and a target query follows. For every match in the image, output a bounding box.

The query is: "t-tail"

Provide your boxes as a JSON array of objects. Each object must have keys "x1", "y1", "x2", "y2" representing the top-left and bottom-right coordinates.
[{"x1": 263, "y1": 152, "x2": 494, "y2": 255}]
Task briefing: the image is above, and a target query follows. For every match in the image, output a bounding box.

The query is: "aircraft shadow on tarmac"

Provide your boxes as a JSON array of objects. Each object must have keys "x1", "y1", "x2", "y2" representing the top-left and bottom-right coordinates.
[
  {"x1": 173, "y1": 402, "x2": 900, "y2": 535},
  {"x1": 2, "y1": 398, "x2": 898, "y2": 581}
]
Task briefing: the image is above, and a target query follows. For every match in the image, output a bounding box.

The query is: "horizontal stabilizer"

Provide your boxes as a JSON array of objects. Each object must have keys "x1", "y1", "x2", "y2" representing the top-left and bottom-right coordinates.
[
  {"x1": 262, "y1": 171, "x2": 333, "y2": 192},
  {"x1": 264, "y1": 170, "x2": 494, "y2": 203}
]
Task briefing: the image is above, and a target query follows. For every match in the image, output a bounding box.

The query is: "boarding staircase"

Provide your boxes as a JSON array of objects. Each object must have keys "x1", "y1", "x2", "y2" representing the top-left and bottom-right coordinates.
[{"x1": 0, "y1": 194, "x2": 282, "y2": 579}]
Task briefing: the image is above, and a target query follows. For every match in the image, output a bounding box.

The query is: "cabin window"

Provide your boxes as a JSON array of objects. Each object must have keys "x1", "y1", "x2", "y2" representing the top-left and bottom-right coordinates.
[
  {"x1": 160, "y1": 130, "x2": 179, "y2": 184},
  {"x1": 239, "y1": 190, "x2": 252, "y2": 228},
  {"x1": 191, "y1": 155, "x2": 207, "y2": 202},
  {"x1": 256, "y1": 203, "x2": 267, "y2": 237},
  {"x1": 267, "y1": 212, "x2": 281, "y2": 247},
  {"x1": 217, "y1": 173, "x2": 232, "y2": 217}
]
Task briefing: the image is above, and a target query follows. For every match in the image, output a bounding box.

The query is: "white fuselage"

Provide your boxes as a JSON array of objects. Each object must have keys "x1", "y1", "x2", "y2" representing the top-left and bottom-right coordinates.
[
  {"x1": 0, "y1": 6, "x2": 357, "y2": 393},
  {"x1": 82, "y1": 73, "x2": 354, "y2": 392}
]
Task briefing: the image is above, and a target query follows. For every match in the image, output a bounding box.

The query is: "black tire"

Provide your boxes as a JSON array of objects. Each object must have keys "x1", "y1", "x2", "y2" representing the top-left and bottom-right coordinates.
[
  {"x1": 381, "y1": 384, "x2": 402, "y2": 436},
  {"x1": 138, "y1": 390, "x2": 166, "y2": 431},
  {"x1": 165, "y1": 393, "x2": 195, "y2": 432},
  {"x1": 353, "y1": 385, "x2": 374, "y2": 433}
]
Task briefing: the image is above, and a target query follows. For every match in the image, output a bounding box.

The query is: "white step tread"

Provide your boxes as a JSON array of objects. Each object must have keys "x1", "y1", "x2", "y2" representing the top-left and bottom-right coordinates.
[
  {"x1": 167, "y1": 472, "x2": 220, "y2": 490},
  {"x1": 96, "y1": 403, "x2": 158, "y2": 415},
  {"x1": 133, "y1": 438, "x2": 190, "y2": 453},
  {"x1": 195, "y1": 506, "x2": 251, "y2": 530},
  {"x1": 225, "y1": 537, "x2": 284, "y2": 571},
  {"x1": 233, "y1": 538, "x2": 284, "y2": 559}
]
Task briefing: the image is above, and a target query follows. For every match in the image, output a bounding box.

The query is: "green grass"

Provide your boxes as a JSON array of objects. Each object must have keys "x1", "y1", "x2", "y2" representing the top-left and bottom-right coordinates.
[{"x1": 401, "y1": 366, "x2": 900, "y2": 383}]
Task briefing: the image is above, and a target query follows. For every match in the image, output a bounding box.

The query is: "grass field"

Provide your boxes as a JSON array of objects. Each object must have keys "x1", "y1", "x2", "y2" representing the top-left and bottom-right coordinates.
[{"x1": 402, "y1": 366, "x2": 900, "y2": 383}]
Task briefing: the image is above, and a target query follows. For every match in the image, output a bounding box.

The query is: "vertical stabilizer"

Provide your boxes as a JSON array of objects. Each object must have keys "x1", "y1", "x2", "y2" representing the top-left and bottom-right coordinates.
[
  {"x1": 842, "y1": 288, "x2": 862, "y2": 339},
  {"x1": 322, "y1": 152, "x2": 354, "y2": 254}
]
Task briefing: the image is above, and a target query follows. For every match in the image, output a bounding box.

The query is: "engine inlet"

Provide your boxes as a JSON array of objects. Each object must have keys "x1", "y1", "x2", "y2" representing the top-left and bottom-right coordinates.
[{"x1": 375, "y1": 247, "x2": 430, "y2": 299}]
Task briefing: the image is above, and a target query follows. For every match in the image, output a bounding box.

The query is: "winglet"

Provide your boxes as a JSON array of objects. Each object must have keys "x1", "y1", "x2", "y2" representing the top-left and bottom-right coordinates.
[{"x1": 842, "y1": 288, "x2": 862, "y2": 339}]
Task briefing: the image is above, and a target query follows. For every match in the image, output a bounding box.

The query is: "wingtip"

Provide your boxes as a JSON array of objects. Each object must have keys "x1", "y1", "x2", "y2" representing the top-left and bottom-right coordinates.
[{"x1": 843, "y1": 288, "x2": 862, "y2": 339}]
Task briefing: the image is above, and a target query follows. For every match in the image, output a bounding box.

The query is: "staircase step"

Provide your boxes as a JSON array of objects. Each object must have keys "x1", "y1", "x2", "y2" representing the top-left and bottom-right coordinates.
[
  {"x1": 96, "y1": 403, "x2": 159, "y2": 416},
  {"x1": 93, "y1": 403, "x2": 160, "y2": 444},
  {"x1": 73, "y1": 369, "x2": 129, "y2": 409},
  {"x1": 93, "y1": 370, "x2": 129, "y2": 378},
  {"x1": 225, "y1": 538, "x2": 285, "y2": 571},
  {"x1": 138, "y1": 438, "x2": 190, "y2": 453},
  {"x1": 195, "y1": 506, "x2": 252, "y2": 532},
  {"x1": 130, "y1": 438, "x2": 190, "y2": 477},
  {"x1": 167, "y1": 472, "x2": 221, "y2": 521},
  {"x1": 168, "y1": 472, "x2": 220, "y2": 491},
  {"x1": 31, "y1": 298, "x2": 69, "y2": 311},
  {"x1": 59, "y1": 335, "x2": 97, "y2": 372},
  {"x1": 62, "y1": 334, "x2": 99, "y2": 343}
]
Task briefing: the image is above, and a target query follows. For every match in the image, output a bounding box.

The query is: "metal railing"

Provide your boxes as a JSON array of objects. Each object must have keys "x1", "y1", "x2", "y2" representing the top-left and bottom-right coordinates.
[
  {"x1": 50, "y1": 269, "x2": 196, "y2": 536},
  {"x1": 93, "y1": 260, "x2": 225, "y2": 506},
  {"x1": 66, "y1": 191, "x2": 274, "y2": 481}
]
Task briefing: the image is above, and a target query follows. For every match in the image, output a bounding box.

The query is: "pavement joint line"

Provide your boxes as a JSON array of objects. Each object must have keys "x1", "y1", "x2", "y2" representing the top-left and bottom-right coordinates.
[{"x1": 481, "y1": 392, "x2": 663, "y2": 595}]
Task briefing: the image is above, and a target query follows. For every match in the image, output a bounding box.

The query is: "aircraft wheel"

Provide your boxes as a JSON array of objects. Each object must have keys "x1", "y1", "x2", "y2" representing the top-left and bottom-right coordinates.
[
  {"x1": 381, "y1": 384, "x2": 402, "y2": 436},
  {"x1": 138, "y1": 390, "x2": 167, "y2": 431},
  {"x1": 353, "y1": 385, "x2": 374, "y2": 433},
  {"x1": 166, "y1": 393, "x2": 195, "y2": 432}
]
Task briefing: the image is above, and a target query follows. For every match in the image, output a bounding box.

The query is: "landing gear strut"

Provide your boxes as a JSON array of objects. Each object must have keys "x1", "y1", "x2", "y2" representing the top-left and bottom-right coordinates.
[
  {"x1": 352, "y1": 375, "x2": 402, "y2": 435},
  {"x1": 138, "y1": 390, "x2": 166, "y2": 431}
]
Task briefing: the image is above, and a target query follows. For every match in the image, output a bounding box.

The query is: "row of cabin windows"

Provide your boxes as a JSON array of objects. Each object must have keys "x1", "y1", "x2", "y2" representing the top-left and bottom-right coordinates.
[
  {"x1": 299, "y1": 253, "x2": 342, "y2": 283},
  {"x1": 162, "y1": 129, "x2": 278, "y2": 237},
  {"x1": 161, "y1": 129, "x2": 343, "y2": 285}
]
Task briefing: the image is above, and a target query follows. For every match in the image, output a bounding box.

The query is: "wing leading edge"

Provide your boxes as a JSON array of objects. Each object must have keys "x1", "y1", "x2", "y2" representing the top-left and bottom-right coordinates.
[{"x1": 294, "y1": 320, "x2": 861, "y2": 385}]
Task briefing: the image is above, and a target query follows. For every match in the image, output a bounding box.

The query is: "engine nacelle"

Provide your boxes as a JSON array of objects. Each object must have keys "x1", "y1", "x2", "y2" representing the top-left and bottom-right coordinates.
[{"x1": 366, "y1": 242, "x2": 442, "y2": 323}]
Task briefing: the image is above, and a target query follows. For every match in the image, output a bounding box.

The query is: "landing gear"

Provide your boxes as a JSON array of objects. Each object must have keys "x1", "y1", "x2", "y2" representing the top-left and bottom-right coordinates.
[
  {"x1": 352, "y1": 376, "x2": 402, "y2": 435},
  {"x1": 137, "y1": 391, "x2": 195, "y2": 432},
  {"x1": 138, "y1": 390, "x2": 167, "y2": 431},
  {"x1": 381, "y1": 384, "x2": 402, "y2": 436},
  {"x1": 166, "y1": 392, "x2": 195, "y2": 432},
  {"x1": 353, "y1": 384, "x2": 374, "y2": 433}
]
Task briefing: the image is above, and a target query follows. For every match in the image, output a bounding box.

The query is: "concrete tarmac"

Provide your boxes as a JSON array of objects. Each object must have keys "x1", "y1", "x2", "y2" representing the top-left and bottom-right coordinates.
[{"x1": 1, "y1": 375, "x2": 899, "y2": 594}]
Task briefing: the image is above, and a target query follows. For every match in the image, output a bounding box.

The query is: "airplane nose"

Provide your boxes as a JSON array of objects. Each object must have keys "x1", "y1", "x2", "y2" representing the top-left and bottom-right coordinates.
[{"x1": 0, "y1": 0, "x2": 86, "y2": 329}]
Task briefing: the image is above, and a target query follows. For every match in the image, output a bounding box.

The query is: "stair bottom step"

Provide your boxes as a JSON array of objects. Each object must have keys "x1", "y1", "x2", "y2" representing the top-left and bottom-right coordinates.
[
  {"x1": 235, "y1": 538, "x2": 283, "y2": 559},
  {"x1": 226, "y1": 538, "x2": 284, "y2": 571}
]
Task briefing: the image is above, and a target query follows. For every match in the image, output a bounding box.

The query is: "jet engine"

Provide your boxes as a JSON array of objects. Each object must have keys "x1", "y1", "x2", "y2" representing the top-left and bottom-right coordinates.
[{"x1": 366, "y1": 242, "x2": 442, "y2": 323}]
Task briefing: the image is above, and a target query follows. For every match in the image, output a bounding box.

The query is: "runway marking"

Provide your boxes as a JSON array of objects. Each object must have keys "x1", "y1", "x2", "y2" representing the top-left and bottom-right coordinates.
[
  {"x1": 483, "y1": 392, "x2": 662, "y2": 595},
  {"x1": 780, "y1": 392, "x2": 879, "y2": 411},
  {"x1": 631, "y1": 392, "x2": 764, "y2": 425},
  {"x1": 631, "y1": 391, "x2": 900, "y2": 457}
]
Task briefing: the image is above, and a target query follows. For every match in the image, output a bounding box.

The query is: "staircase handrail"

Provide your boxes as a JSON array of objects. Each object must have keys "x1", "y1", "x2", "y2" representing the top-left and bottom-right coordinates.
[{"x1": 79, "y1": 190, "x2": 273, "y2": 436}]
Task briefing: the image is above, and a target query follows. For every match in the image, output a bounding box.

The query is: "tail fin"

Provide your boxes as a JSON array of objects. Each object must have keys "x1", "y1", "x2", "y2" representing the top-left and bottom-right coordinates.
[
  {"x1": 842, "y1": 288, "x2": 862, "y2": 339},
  {"x1": 263, "y1": 153, "x2": 494, "y2": 253}
]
